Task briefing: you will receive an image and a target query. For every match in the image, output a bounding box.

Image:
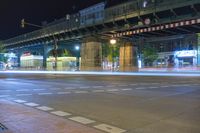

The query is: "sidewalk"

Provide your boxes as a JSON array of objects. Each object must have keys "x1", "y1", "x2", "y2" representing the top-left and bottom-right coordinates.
[{"x1": 0, "y1": 99, "x2": 102, "y2": 133}]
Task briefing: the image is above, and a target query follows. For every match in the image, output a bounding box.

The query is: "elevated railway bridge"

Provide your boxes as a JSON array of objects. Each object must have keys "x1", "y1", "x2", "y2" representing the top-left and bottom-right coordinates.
[{"x1": 2, "y1": 0, "x2": 200, "y2": 71}]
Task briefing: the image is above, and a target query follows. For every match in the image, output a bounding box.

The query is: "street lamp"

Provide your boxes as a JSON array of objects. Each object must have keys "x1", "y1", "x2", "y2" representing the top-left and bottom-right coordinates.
[
  {"x1": 20, "y1": 19, "x2": 58, "y2": 70},
  {"x1": 110, "y1": 38, "x2": 117, "y2": 45},
  {"x1": 75, "y1": 45, "x2": 80, "y2": 71},
  {"x1": 110, "y1": 38, "x2": 117, "y2": 71}
]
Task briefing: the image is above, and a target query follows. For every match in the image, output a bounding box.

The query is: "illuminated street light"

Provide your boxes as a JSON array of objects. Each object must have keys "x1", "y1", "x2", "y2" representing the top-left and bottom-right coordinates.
[
  {"x1": 75, "y1": 45, "x2": 80, "y2": 50},
  {"x1": 110, "y1": 39, "x2": 117, "y2": 45}
]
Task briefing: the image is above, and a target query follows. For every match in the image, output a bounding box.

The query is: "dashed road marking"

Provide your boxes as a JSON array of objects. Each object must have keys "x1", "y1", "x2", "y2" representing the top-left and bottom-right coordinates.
[
  {"x1": 14, "y1": 99, "x2": 27, "y2": 103},
  {"x1": 24, "y1": 102, "x2": 39, "y2": 107},
  {"x1": 33, "y1": 89, "x2": 45, "y2": 91},
  {"x1": 64, "y1": 87, "x2": 76, "y2": 90},
  {"x1": 135, "y1": 87, "x2": 146, "y2": 90},
  {"x1": 106, "y1": 85, "x2": 116, "y2": 88},
  {"x1": 121, "y1": 88, "x2": 132, "y2": 91},
  {"x1": 92, "y1": 90, "x2": 105, "y2": 93},
  {"x1": 92, "y1": 86, "x2": 103, "y2": 88},
  {"x1": 0, "y1": 90, "x2": 11, "y2": 92},
  {"x1": 57, "y1": 92, "x2": 71, "y2": 94},
  {"x1": 75, "y1": 91, "x2": 88, "y2": 94},
  {"x1": 94, "y1": 124, "x2": 126, "y2": 133},
  {"x1": 37, "y1": 106, "x2": 54, "y2": 111},
  {"x1": 38, "y1": 93, "x2": 53, "y2": 95},
  {"x1": 79, "y1": 86, "x2": 90, "y2": 89},
  {"x1": 107, "y1": 89, "x2": 119, "y2": 92},
  {"x1": 50, "y1": 88, "x2": 61, "y2": 90},
  {"x1": 118, "y1": 85, "x2": 128, "y2": 87},
  {"x1": 16, "y1": 89, "x2": 29, "y2": 92},
  {"x1": 69, "y1": 116, "x2": 96, "y2": 124},
  {"x1": 16, "y1": 94, "x2": 32, "y2": 96},
  {"x1": 160, "y1": 86, "x2": 169, "y2": 88},
  {"x1": 51, "y1": 111, "x2": 71, "y2": 116},
  {"x1": 0, "y1": 95, "x2": 10, "y2": 98},
  {"x1": 130, "y1": 84, "x2": 137, "y2": 86},
  {"x1": 149, "y1": 87, "x2": 158, "y2": 89}
]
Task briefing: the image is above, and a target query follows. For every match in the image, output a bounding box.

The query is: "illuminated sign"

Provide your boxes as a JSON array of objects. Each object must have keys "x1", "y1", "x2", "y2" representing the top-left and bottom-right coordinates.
[{"x1": 175, "y1": 50, "x2": 197, "y2": 58}]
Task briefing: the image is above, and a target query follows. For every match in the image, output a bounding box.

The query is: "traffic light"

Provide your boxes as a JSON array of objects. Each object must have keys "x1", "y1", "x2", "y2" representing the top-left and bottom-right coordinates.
[{"x1": 21, "y1": 19, "x2": 25, "y2": 28}]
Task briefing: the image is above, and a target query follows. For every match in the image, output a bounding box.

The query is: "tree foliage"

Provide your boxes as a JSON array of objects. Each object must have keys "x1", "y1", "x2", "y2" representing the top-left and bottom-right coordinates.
[{"x1": 142, "y1": 46, "x2": 158, "y2": 66}]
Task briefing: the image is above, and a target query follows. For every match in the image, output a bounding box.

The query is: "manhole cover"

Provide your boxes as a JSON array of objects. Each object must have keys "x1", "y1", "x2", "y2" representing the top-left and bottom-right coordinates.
[{"x1": 0, "y1": 123, "x2": 8, "y2": 132}]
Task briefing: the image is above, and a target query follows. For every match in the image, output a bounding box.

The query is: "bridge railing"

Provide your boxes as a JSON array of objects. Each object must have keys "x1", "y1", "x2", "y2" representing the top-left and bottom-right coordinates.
[{"x1": 3, "y1": 0, "x2": 197, "y2": 46}]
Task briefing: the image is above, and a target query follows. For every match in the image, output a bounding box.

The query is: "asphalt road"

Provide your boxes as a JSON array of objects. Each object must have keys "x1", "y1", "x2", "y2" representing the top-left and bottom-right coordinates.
[{"x1": 0, "y1": 73, "x2": 200, "y2": 133}]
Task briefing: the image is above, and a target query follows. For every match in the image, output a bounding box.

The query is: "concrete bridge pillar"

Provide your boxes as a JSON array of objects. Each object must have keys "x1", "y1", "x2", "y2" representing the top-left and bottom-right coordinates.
[
  {"x1": 119, "y1": 42, "x2": 138, "y2": 72},
  {"x1": 43, "y1": 44, "x2": 48, "y2": 69},
  {"x1": 80, "y1": 37, "x2": 102, "y2": 71},
  {"x1": 197, "y1": 33, "x2": 200, "y2": 67}
]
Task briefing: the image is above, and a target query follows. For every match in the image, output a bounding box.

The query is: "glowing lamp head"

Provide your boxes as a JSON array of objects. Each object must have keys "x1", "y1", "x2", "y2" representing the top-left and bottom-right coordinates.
[
  {"x1": 75, "y1": 46, "x2": 80, "y2": 50},
  {"x1": 110, "y1": 39, "x2": 117, "y2": 45}
]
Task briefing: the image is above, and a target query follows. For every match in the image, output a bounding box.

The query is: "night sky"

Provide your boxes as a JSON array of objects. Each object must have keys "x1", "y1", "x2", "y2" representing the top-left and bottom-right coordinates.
[
  {"x1": 0, "y1": 0, "x2": 108, "y2": 40},
  {"x1": 0, "y1": 0, "x2": 127, "y2": 40}
]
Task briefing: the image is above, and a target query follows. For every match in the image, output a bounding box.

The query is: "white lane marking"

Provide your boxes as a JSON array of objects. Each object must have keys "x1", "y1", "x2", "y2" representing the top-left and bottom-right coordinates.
[
  {"x1": 149, "y1": 87, "x2": 158, "y2": 89},
  {"x1": 121, "y1": 88, "x2": 132, "y2": 91},
  {"x1": 51, "y1": 111, "x2": 71, "y2": 116},
  {"x1": 37, "y1": 106, "x2": 54, "y2": 111},
  {"x1": 57, "y1": 92, "x2": 71, "y2": 94},
  {"x1": 69, "y1": 116, "x2": 96, "y2": 124},
  {"x1": 75, "y1": 91, "x2": 88, "y2": 94},
  {"x1": 0, "y1": 90, "x2": 11, "y2": 92},
  {"x1": 16, "y1": 89, "x2": 29, "y2": 92},
  {"x1": 16, "y1": 94, "x2": 32, "y2": 96},
  {"x1": 160, "y1": 86, "x2": 169, "y2": 88},
  {"x1": 107, "y1": 89, "x2": 119, "y2": 92},
  {"x1": 130, "y1": 84, "x2": 137, "y2": 86},
  {"x1": 0, "y1": 95, "x2": 10, "y2": 98},
  {"x1": 151, "y1": 83, "x2": 160, "y2": 85},
  {"x1": 92, "y1": 90, "x2": 105, "y2": 93},
  {"x1": 38, "y1": 93, "x2": 53, "y2": 95},
  {"x1": 24, "y1": 102, "x2": 39, "y2": 107},
  {"x1": 79, "y1": 86, "x2": 89, "y2": 89},
  {"x1": 33, "y1": 89, "x2": 45, "y2": 91},
  {"x1": 94, "y1": 124, "x2": 126, "y2": 133},
  {"x1": 118, "y1": 85, "x2": 128, "y2": 87},
  {"x1": 92, "y1": 86, "x2": 103, "y2": 88},
  {"x1": 14, "y1": 99, "x2": 27, "y2": 103},
  {"x1": 64, "y1": 87, "x2": 76, "y2": 90},
  {"x1": 135, "y1": 87, "x2": 146, "y2": 90},
  {"x1": 50, "y1": 88, "x2": 61, "y2": 90},
  {"x1": 106, "y1": 85, "x2": 116, "y2": 88}
]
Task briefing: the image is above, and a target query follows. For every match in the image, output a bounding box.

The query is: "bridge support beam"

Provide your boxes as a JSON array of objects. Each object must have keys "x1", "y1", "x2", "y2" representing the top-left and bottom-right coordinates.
[
  {"x1": 80, "y1": 37, "x2": 102, "y2": 71},
  {"x1": 43, "y1": 44, "x2": 48, "y2": 70},
  {"x1": 197, "y1": 33, "x2": 200, "y2": 67},
  {"x1": 119, "y1": 42, "x2": 138, "y2": 72}
]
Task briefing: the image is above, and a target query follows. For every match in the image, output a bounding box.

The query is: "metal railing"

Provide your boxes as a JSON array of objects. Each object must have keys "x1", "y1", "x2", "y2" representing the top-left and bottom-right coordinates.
[{"x1": 3, "y1": 0, "x2": 198, "y2": 46}]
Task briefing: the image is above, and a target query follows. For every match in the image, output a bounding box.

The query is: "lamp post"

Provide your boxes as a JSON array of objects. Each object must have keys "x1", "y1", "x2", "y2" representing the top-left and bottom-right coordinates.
[
  {"x1": 20, "y1": 19, "x2": 58, "y2": 70},
  {"x1": 110, "y1": 38, "x2": 117, "y2": 71},
  {"x1": 75, "y1": 45, "x2": 80, "y2": 71}
]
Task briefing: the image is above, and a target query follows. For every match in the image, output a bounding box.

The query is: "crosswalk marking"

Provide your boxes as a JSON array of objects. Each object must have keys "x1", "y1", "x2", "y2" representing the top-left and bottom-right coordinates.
[
  {"x1": 37, "y1": 106, "x2": 54, "y2": 111},
  {"x1": 24, "y1": 102, "x2": 39, "y2": 107},
  {"x1": 51, "y1": 111, "x2": 71, "y2": 116},
  {"x1": 14, "y1": 99, "x2": 27, "y2": 103},
  {"x1": 69, "y1": 116, "x2": 96, "y2": 124},
  {"x1": 94, "y1": 124, "x2": 126, "y2": 133}
]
